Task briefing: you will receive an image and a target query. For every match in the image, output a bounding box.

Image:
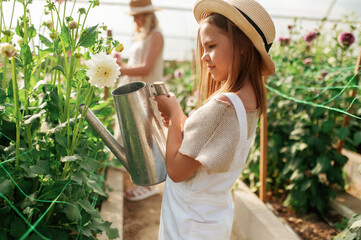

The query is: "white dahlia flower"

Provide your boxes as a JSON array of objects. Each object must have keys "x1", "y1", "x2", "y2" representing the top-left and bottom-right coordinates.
[{"x1": 85, "y1": 52, "x2": 120, "y2": 89}]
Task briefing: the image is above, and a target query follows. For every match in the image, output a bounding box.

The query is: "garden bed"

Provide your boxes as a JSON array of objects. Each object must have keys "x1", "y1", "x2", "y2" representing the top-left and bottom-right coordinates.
[{"x1": 268, "y1": 197, "x2": 343, "y2": 240}]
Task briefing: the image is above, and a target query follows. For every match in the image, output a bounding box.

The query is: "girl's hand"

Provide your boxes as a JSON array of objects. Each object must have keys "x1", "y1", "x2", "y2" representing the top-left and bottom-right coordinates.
[
  {"x1": 161, "y1": 114, "x2": 170, "y2": 128},
  {"x1": 154, "y1": 93, "x2": 183, "y2": 121}
]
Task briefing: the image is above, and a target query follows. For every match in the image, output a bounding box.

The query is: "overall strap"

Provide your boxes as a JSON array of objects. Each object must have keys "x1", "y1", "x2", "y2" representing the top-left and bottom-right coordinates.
[{"x1": 221, "y1": 93, "x2": 248, "y2": 142}]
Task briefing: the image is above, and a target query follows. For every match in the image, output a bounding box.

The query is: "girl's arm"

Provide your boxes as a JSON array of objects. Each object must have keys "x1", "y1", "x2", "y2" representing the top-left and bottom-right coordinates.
[
  {"x1": 120, "y1": 32, "x2": 163, "y2": 76},
  {"x1": 154, "y1": 95, "x2": 201, "y2": 183}
]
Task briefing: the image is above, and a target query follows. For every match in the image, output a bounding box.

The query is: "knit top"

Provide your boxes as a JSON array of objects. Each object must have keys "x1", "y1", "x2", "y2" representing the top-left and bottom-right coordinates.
[
  {"x1": 179, "y1": 97, "x2": 258, "y2": 174},
  {"x1": 118, "y1": 28, "x2": 164, "y2": 85}
]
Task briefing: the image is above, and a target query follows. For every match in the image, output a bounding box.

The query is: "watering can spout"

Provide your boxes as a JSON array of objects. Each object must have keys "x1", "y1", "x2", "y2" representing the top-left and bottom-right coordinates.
[
  {"x1": 79, "y1": 81, "x2": 168, "y2": 186},
  {"x1": 79, "y1": 104, "x2": 128, "y2": 167}
]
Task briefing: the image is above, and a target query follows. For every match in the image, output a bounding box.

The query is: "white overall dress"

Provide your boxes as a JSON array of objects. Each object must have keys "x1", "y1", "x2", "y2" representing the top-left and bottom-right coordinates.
[{"x1": 158, "y1": 93, "x2": 256, "y2": 240}]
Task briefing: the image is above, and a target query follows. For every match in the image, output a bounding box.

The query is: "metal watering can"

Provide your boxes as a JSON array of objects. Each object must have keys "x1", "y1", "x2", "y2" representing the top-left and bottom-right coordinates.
[{"x1": 79, "y1": 81, "x2": 169, "y2": 186}]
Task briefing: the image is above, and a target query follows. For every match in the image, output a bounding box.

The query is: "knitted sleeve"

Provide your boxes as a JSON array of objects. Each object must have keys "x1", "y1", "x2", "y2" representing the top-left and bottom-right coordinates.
[{"x1": 179, "y1": 99, "x2": 240, "y2": 173}]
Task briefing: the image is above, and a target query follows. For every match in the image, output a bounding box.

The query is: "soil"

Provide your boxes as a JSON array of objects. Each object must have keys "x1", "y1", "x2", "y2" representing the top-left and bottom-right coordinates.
[
  {"x1": 268, "y1": 197, "x2": 343, "y2": 240},
  {"x1": 122, "y1": 172, "x2": 163, "y2": 240},
  {"x1": 123, "y1": 172, "x2": 343, "y2": 240}
]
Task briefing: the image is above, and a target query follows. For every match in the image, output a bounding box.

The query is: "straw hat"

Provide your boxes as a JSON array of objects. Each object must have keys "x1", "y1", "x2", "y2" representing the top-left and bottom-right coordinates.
[
  {"x1": 127, "y1": 0, "x2": 162, "y2": 16},
  {"x1": 194, "y1": 0, "x2": 275, "y2": 76}
]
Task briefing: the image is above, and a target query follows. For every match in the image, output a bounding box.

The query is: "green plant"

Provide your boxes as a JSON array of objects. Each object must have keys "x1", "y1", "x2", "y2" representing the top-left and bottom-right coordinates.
[
  {"x1": 334, "y1": 214, "x2": 361, "y2": 240},
  {"x1": 164, "y1": 60, "x2": 197, "y2": 116},
  {"x1": 242, "y1": 17, "x2": 360, "y2": 214},
  {"x1": 0, "y1": 0, "x2": 121, "y2": 238}
]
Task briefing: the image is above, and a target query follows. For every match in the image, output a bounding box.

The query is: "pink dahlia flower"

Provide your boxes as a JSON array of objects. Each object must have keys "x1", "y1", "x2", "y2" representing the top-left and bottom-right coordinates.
[
  {"x1": 278, "y1": 37, "x2": 290, "y2": 46},
  {"x1": 338, "y1": 32, "x2": 355, "y2": 48},
  {"x1": 303, "y1": 58, "x2": 313, "y2": 65},
  {"x1": 303, "y1": 31, "x2": 318, "y2": 43}
]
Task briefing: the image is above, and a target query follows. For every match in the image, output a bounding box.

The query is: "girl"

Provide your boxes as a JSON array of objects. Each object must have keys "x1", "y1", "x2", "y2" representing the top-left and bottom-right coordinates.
[
  {"x1": 114, "y1": 0, "x2": 164, "y2": 201},
  {"x1": 154, "y1": 0, "x2": 275, "y2": 239}
]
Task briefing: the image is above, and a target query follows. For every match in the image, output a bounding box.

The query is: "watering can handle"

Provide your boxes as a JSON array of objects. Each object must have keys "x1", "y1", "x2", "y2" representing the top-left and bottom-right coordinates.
[{"x1": 151, "y1": 82, "x2": 170, "y2": 97}]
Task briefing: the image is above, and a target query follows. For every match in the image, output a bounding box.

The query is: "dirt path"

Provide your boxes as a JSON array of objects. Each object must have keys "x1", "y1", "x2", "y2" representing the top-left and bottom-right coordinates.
[{"x1": 123, "y1": 172, "x2": 164, "y2": 240}]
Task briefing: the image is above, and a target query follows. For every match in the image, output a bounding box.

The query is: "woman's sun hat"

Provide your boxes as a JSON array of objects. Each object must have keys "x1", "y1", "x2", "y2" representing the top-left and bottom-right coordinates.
[
  {"x1": 194, "y1": 0, "x2": 275, "y2": 76},
  {"x1": 127, "y1": 0, "x2": 162, "y2": 16}
]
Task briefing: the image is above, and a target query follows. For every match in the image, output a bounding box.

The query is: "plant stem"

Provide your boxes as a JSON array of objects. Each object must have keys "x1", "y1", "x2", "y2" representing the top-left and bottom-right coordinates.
[
  {"x1": 62, "y1": 0, "x2": 67, "y2": 25},
  {"x1": 9, "y1": 0, "x2": 16, "y2": 29},
  {"x1": 11, "y1": 57, "x2": 20, "y2": 170},
  {"x1": 71, "y1": 85, "x2": 94, "y2": 154},
  {"x1": 65, "y1": 54, "x2": 75, "y2": 153},
  {"x1": 81, "y1": 2, "x2": 94, "y2": 31},
  {"x1": 2, "y1": 56, "x2": 7, "y2": 89},
  {"x1": 0, "y1": 0, "x2": 3, "y2": 40},
  {"x1": 70, "y1": 0, "x2": 77, "y2": 16}
]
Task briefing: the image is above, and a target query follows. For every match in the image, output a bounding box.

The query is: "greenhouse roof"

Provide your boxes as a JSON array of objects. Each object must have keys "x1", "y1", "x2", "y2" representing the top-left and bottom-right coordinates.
[{"x1": 2, "y1": 0, "x2": 361, "y2": 60}]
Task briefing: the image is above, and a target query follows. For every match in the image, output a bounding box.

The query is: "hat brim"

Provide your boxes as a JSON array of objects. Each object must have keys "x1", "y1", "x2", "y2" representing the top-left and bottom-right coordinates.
[
  {"x1": 126, "y1": 7, "x2": 162, "y2": 16},
  {"x1": 193, "y1": 0, "x2": 275, "y2": 76}
]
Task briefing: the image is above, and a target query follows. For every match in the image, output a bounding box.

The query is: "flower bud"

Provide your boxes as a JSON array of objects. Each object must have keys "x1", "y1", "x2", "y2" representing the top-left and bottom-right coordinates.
[
  {"x1": 3, "y1": 30, "x2": 12, "y2": 36},
  {"x1": 0, "y1": 43, "x2": 17, "y2": 58},
  {"x1": 75, "y1": 53, "x2": 82, "y2": 58},
  {"x1": 78, "y1": 8, "x2": 86, "y2": 14},
  {"x1": 115, "y1": 43, "x2": 124, "y2": 53},
  {"x1": 338, "y1": 32, "x2": 355, "y2": 48},
  {"x1": 47, "y1": 20, "x2": 53, "y2": 30},
  {"x1": 94, "y1": 0, "x2": 100, "y2": 6},
  {"x1": 69, "y1": 21, "x2": 77, "y2": 30},
  {"x1": 49, "y1": 32, "x2": 58, "y2": 40}
]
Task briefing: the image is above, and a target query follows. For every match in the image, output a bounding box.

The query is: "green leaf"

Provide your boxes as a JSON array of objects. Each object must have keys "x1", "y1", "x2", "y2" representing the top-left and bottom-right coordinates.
[
  {"x1": 61, "y1": 154, "x2": 82, "y2": 162},
  {"x1": 77, "y1": 198, "x2": 99, "y2": 217},
  {"x1": 20, "y1": 44, "x2": 32, "y2": 66},
  {"x1": 71, "y1": 170, "x2": 86, "y2": 185},
  {"x1": 25, "y1": 160, "x2": 50, "y2": 177},
  {"x1": 290, "y1": 169, "x2": 304, "y2": 181},
  {"x1": 77, "y1": 24, "x2": 98, "y2": 48},
  {"x1": 80, "y1": 157, "x2": 102, "y2": 172},
  {"x1": 38, "y1": 48, "x2": 54, "y2": 59},
  {"x1": 106, "y1": 227, "x2": 120, "y2": 240},
  {"x1": 338, "y1": 127, "x2": 350, "y2": 140},
  {"x1": 15, "y1": 20, "x2": 24, "y2": 38},
  {"x1": 28, "y1": 26, "x2": 37, "y2": 38},
  {"x1": 55, "y1": 132, "x2": 67, "y2": 148},
  {"x1": 24, "y1": 109, "x2": 46, "y2": 125},
  {"x1": 0, "y1": 87, "x2": 6, "y2": 104},
  {"x1": 63, "y1": 204, "x2": 81, "y2": 222},
  {"x1": 60, "y1": 24, "x2": 72, "y2": 48},
  {"x1": 40, "y1": 181, "x2": 68, "y2": 200},
  {"x1": 321, "y1": 119, "x2": 334, "y2": 133},
  {"x1": 300, "y1": 179, "x2": 312, "y2": 191},
  {"x1": 52, "y1": 65, "x2": 65, "y2": 75},
  {"x1": 0, "y1": 179, "x2": 12, "y2": 195},
  {"x1": 86, "y1": 174, "x2": 106, "y2": 196},
  {"x1": 311, "y1": 155, "x2": 331, "y2": 175},
  {"x1": 39, "y1": 34, "x2": 52, "y2": 47},
  {"x1": 9, "y1": 217, "x2": 26, "y2": 238},
  {"x1": 350, "y1": 219, "x2": 361, "y2": 230},
  {"x1": 353, "y1": 131, "x2": 361, "y2": 146},
  {"x1": 14, "y1": 56, "x2": 23, "y2": 68},
  {"x1": 313, "y1": 107, "x2": 325, "y2": 118}
]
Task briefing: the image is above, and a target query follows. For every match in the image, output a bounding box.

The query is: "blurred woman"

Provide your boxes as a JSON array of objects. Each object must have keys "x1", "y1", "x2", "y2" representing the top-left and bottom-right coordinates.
[{"x1": 114, "y1": 0, "x2": 164, "y2": 201}]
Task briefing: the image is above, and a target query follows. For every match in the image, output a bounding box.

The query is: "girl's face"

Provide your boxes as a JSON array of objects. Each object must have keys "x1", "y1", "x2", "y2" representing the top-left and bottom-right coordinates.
[
  {"x1": 133, "y1": 13, "x2": 146, "y2": 28},
  {"x1": 199, "y1": 22, "x2": 233, "y2": 82}
]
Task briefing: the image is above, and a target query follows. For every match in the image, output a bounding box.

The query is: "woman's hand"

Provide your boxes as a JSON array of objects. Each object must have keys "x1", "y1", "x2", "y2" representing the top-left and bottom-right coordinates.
[{"x1": 114, "y1": 53, "x2": 123, "y2": 67}]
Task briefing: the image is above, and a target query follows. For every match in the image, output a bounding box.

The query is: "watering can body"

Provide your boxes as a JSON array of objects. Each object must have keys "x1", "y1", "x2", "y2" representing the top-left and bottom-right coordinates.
[{"x1": 80, "y1": 81, "x2": 168, "y2": 186}]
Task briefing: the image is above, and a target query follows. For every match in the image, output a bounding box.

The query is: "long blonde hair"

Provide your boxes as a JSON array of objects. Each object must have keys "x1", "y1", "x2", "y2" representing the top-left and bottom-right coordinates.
[
  {"x1": 196, "y1": 13, "x2": 266, "y2": 115},
  {"x1": 134, "y1": 12, "x2": 159, "y2": 40}
]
